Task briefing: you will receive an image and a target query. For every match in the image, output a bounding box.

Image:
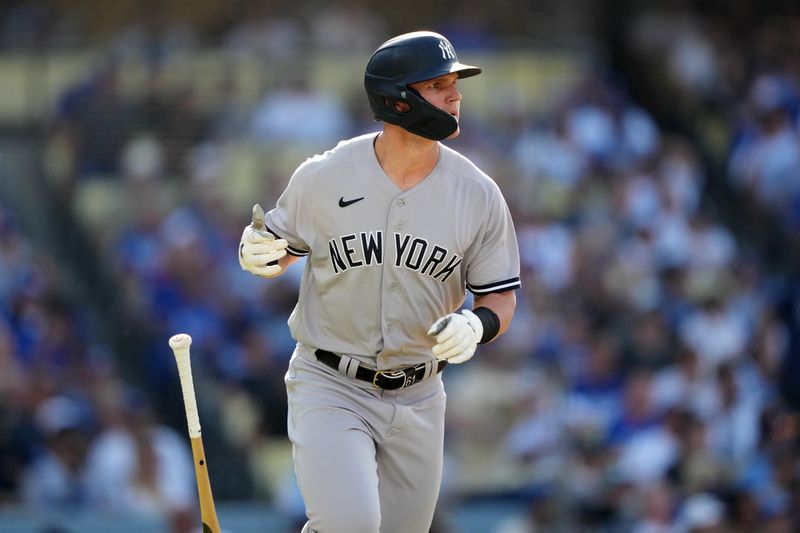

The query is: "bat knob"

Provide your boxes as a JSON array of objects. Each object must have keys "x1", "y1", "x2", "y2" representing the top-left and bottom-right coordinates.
[
  {"x1": 428, "y1": 316, "x2": 451, "y2": 337},
  {"x1": 169, "y1": 333, "x2": 192, "y2": 351},
  {"x1": 251, "y1": 204, "x2": 266, "y2": 230}
]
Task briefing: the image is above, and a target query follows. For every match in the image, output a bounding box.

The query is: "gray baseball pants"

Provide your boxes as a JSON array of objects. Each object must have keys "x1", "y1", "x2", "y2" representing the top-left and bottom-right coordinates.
[{"x1": 286, "y1": 344, "x2": 446, "y2": 533}]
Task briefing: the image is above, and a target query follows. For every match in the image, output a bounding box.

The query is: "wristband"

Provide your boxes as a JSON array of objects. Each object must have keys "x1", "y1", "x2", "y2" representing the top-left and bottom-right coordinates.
[{"x1": 473, "y1": 307, "x2": 500, "y2": 344}]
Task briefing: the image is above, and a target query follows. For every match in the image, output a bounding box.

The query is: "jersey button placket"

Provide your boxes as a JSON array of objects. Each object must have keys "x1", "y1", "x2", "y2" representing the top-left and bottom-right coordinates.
[{"x1": 384, "y1": 198, "x2": 404, "y2": 361}]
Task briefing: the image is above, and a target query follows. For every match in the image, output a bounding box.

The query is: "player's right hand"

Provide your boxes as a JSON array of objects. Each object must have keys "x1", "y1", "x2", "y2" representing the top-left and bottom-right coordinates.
[{"x1": 239, "y1": 204, "x2": 288, "y2": 278}]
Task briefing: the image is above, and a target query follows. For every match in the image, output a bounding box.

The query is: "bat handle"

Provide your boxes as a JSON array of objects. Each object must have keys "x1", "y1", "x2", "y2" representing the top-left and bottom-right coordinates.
[{"x1": 169, "y1": 333, "x2": 201, "y2": 439}]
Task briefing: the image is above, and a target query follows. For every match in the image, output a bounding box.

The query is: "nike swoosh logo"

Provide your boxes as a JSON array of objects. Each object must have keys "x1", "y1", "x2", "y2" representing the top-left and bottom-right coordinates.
[{"x1": 338, "y1": 196, "x2": 365, "y2": 208}]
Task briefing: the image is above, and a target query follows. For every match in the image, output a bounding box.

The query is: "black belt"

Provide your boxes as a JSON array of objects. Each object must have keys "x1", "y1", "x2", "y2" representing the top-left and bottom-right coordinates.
[{"x1": 314, "y1": 349, "x2": 447, "y2": 390}]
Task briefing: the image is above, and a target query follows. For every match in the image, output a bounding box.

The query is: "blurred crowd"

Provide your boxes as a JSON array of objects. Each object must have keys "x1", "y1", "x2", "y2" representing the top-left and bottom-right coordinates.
[{"x1": 0, "y1": 1, "x2": 798, "y2": 532}]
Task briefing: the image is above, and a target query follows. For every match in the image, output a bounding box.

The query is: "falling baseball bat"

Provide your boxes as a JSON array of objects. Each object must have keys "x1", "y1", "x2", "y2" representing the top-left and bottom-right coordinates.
[{"x1": 169, "y1": 333, "x2": 221, "y2": 533}]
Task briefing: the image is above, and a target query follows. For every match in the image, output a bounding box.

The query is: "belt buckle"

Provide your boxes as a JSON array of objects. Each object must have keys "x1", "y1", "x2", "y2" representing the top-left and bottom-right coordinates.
[{"x1": 372, "y1": 368, "x2": 410, "y2": 389}]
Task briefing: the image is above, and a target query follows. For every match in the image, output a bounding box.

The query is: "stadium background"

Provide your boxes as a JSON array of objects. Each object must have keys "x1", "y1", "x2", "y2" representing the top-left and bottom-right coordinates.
[{"x1": 0, "y1": 0, "x2": 798, "y2": 531}]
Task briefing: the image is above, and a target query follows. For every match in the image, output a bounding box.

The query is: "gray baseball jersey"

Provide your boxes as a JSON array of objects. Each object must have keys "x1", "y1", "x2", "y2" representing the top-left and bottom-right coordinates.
[{"x1": 265, "y1": 132, "x2": 521, "y2": 370}]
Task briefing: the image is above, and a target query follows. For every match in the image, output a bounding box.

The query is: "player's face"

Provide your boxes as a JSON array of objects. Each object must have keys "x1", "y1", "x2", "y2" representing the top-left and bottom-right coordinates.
[{"x1": 409, "y1": 73, "x2": 462, "y2": 138}]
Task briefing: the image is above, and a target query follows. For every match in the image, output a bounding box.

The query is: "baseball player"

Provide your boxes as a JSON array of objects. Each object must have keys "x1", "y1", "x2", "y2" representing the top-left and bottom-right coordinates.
[{"x1": 239, "y1": 31, "x2": 521, "y2": 533}]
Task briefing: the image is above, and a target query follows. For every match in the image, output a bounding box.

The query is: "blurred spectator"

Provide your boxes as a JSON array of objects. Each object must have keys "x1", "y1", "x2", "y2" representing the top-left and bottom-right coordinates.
[
  {"x1": 565, "y1": 333, "x2": 625, "y2": 437},
  {"x1": 491, "y1": 491, "x2": 558, "y2": 533},
  {"x1": 674, "y1": 492, "x2": 726, "y2": 533},
  {"x1": 0, "y1": 204, "x2": 100, "y2": 503},
  {"x1": 629, "y1": 481, "x2": 676, "y2": 533},
  {"x1": 622, "y1": 311, "x2": 673, "y2": 369},
  {"x1": 511, "y1": 116, "x2": 589, "y2": 208},
  {"x1": 249, "y1": 77, "x2": 353, "y2": 147},
  {"x1": 777, "y1": 279, "x2": 800, "y2": 412},
  {"x1": 517, "y1": 214, "x2": 576, "y2": 293},
  {"x1": 563, "y1": 72, "x2": 661, "y2": 171},
  {"x1": 729, "y1": 74, "x2": 800, "y2": 215},
  {"x1": 628, "y1": 1, "x2": 722, "y2": 101},
  {"x1": 84, "y1": 386, "x2": 195, "y2": 532},
  {"x1": 611, "y1": 371, "x2": 679, "y2": 486},
  {"x1": 707, "y1": 364, "x2": 761, "y2": 470},
  {"x1": 308, "y1": 0, "x2": 387, "y2": 52},
  {"x1": 650, "y1": 346, "x2": 720, "y2": 419},
  {"x1": 0, "y1": 1, "x2": 84, "y2": 51},
  {"x1": 223, "y1": 0, "x2": 306, "y2": 59},
  {"x1": 679, "y1": 296, "x2": 747, "y2": 373},
  {"x1": 108, "y1": 0, "x2": 197, "y2": 67},
  {"x1": 53, "y1": 62, "x2": 139, "y2": 180},
  {"x1": 667, "y1": 409, "x2": 725, "y2": 494},
  {"x1": 20, "y1": 395, "x2": 92, "y2": 509}
]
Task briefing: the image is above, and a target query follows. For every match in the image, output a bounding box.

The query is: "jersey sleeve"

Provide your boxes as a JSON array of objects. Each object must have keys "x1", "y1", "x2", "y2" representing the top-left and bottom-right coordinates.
[
  {"x1": 465, "y1": 182, "x2": 521, "y2": 295},
  {"x1": 264, "y1": 163, "x2": 313, "y2": 257}
]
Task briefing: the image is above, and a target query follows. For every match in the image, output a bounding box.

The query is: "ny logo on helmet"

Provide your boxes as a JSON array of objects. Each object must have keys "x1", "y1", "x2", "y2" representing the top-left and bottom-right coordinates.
[{"x1": 438, "y1": 40, "x2": 455, "y2": 59}]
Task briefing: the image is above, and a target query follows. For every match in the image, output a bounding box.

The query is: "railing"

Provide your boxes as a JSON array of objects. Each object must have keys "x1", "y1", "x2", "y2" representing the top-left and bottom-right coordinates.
[{"x1": 0, "y1": 49, "x2": 583, "y2": 125}]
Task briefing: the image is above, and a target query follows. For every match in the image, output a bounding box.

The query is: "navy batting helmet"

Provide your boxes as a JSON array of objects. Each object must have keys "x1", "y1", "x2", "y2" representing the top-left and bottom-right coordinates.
[{"x1": 364, "y1": 31, "x2": 482, "y2": 141}]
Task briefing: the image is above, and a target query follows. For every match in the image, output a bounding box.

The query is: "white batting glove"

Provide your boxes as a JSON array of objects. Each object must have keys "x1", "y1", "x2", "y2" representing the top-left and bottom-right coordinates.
[
  {"x1": 427, "y1": 309, "x2": 483, "y2": 364},
  {"x1": 238, "y1": 204, "x2": 288, "y2": 278}
]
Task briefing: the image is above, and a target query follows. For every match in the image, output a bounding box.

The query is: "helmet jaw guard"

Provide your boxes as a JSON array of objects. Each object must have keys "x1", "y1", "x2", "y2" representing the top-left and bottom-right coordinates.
[
  {"x1": 365, "y1": 86, "x2": 459, "y2": 140},
  {"x1": 364, "y1": 31, "x2": 482, "y2": 141}
]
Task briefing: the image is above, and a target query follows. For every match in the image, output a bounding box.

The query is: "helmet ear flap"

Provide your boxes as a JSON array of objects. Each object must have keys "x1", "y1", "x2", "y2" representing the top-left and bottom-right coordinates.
[{"x1": 387, "y1": 97, "x2": 410, "y2": 113}]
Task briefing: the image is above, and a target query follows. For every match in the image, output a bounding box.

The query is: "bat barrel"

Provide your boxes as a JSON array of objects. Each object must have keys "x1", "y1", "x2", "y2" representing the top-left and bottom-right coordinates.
[{"x1": 191, "y1": 437, "x2": 221, "y2": 533}]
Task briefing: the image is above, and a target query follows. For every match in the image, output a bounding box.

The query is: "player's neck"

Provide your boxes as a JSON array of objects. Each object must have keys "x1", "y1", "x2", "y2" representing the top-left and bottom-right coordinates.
[{"x1": 374, "y1": 128, "x2": 440, "y2": 191}]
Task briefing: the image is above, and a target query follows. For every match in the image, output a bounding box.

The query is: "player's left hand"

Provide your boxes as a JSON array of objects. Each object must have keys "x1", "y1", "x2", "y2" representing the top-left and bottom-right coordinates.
[{"x1": 427, "y1": 309, "x2": 483, "y2": 364}]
